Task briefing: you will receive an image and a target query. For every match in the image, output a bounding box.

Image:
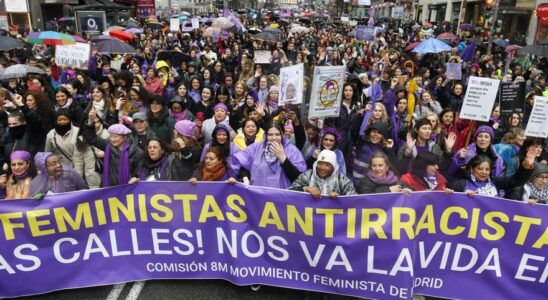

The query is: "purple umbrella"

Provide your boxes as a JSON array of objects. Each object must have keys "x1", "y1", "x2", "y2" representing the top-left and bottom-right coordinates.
[
  {"x1": 459, "y1": 23, "x2": 474, "y2": 31},
  {"x1": 124, "y1": 28, "x2": 143, "y2": 34},
  {"x1": 459, "y1": 40, "x2": 476, "y2": 62},
  {"x1": 71, "y1": 35, "x2": 86, "y2": 43}
]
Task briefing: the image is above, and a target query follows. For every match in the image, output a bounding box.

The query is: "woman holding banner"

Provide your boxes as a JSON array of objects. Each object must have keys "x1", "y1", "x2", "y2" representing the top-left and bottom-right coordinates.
[
  {"x1": 449, "y1": 146, "x2": 537, "y2": 198},
  {"x1": 234, "y1": 123, "x2": 306, "y2": 189}
]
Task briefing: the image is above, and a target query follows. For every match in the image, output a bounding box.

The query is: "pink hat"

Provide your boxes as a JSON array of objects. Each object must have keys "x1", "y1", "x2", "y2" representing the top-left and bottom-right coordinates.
[
  {"x1": 107, "y1": 124, "x2": 132, "y2": 135},
  {"x1": 175, "y1": 120, "x2": 196, "y2": 137}
]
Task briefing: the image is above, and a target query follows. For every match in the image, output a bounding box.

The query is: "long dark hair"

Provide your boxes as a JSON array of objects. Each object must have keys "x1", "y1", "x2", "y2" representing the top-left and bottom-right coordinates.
[
  {"x1": 410, "y1": 151, "x2": 438, "y2": 178},
  {"x1": 146, "y1": 95, "x2": 167, "y2": 124},
  {"x1": 211, "y1": 125, "x2": 231, "y2": 159},
  {"x1": 23, "y1": 91, "x2": 52, "y2": 125}
]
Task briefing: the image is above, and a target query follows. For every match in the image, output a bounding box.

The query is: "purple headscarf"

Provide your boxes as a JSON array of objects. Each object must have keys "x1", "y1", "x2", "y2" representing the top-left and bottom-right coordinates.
[{"x1": 10, "y1": 150, "x2": 32, "y2": 180}]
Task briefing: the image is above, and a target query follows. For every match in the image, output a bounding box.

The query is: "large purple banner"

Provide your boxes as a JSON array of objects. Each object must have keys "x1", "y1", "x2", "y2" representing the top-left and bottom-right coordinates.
[{"x1": 0, "y1": 182, "x2": 547, "y2": 299}]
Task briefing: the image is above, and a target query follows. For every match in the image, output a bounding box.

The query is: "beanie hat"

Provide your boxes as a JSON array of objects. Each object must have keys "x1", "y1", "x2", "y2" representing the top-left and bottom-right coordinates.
[
  {"x1": 473, "y1": 125, "x2": 494, "y2": 141},
  {"x1": 213, "y1": 102, "x2": 228, "y2": 112},
  {"x1": 269, "y1": 86, "x2": 279, "y2": 94},
  {"x1": 107, "y1": 124, "x2": 132, "y2": 135},
  {"x1": 175, "y1": 120, "x2": 196, "y2": 137}
]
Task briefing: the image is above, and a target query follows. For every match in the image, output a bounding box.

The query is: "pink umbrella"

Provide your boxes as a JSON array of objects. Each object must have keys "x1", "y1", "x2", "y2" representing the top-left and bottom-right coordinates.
[{"x1": 71, "y1": 35, "x2": 86, "y2": 43}]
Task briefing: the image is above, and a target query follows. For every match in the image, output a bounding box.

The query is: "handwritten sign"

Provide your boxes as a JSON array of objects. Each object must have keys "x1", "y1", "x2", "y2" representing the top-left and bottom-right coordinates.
[
  {"x1": 460, "y1": 76, "x2": 500, "y2": 121},
  {"x1": 254, "y1": 50, "x2": 272, "y2": 64},
  {"x1": 525, "y1": 96, "x2": 548, "y2": 138},
  {"x1": 55, "y1": 43, "x2": 91, "y2": 69},
  {"x1": 446, "y1": 63, "x2": 462, "y2": 80}
]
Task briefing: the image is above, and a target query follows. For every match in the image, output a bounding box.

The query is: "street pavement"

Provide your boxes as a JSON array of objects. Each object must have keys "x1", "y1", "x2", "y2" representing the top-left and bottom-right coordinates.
[{"x1": 16, "y1": 280, "x2": 358, "y2": 300}]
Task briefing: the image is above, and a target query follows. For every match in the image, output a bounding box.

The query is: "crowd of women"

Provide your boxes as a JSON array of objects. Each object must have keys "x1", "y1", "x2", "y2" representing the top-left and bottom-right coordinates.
[{"x1": 0, "y1": 11, "x2": 546, "y2": 206}]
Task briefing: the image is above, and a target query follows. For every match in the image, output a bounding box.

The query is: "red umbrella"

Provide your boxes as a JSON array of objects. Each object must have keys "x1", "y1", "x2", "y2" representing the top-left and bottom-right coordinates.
[
  {"x1": 107, "y1": 30, "x2": 133, "y2": 42},
  {"x1": 437, "y1": 32, "x2": 457, "y2": 40},
  {"x1": 405, "y1": 42, "x2": 421, "y2": 51}
]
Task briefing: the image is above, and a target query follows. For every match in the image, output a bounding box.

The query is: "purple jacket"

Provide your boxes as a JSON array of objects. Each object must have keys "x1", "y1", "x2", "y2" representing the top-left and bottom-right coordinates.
[
  {"x1": 234, "y1": 139, "x2": 307, "y2": 189},
  {"x1": 451, "y1": 143, "x2": 504, "y2": 177}
]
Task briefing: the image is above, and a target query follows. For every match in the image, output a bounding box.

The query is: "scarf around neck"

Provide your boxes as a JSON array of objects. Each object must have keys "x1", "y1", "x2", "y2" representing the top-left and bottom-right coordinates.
[
  {"x1": 367, "y1": 170, "x2": 398, "y2": 185},
  {"x1": 103, "y1": 141, "x2": 131, "y2": 187},
  {"x1": 202, "y1": 163, "x2": 226, "y2": 181},
  {"x1": 526, "y1": 181, "x2": 548, "y2": 201}
]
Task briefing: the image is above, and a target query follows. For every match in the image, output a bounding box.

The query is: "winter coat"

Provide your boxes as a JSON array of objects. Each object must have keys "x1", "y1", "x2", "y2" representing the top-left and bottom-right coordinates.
[
  {"x1": 400, "y1": 171, "x2": 448, "y2": 191},
  {"x1": 290, "y1": 169, "x2": 356, "y2": 196},
  {"x1": 0, "y1": 106, "x2": 45, "y2": 166},
  {"x1": 234, "y1": 138, "x2": 307, "y2": 189},
  {"x1": 44, "y1": 126, "x2": 97, "y2": 188},
  {"x1": 82, "y1": 124, "x2": 144, "y2": 187},
  {"x1": 148, "y1": 110, "x2": 176, "y2": 144},
  {"x1": 451, "y1": 143, "x2": 505, "y2": 177},
  {"x1": 169, "y1": 145, "x2": 202, "y2": 181}
]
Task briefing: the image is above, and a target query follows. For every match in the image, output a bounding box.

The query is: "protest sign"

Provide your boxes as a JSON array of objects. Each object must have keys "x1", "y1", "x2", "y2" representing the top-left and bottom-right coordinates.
[
  {"x1": 0, "y1": 182, "x2": 547, "y2": 300},
  {"x1": 75, "y1": 11, "x2": 106, "y2": 36},
  {"x1": 279, "y1": 64, "x2": 304, "y2": 105},
  {"x1": 308, "y1": 66, "x2": 346, "y2": 118},
  {"x1": 254, "y1": 51, "x2": 272, "y2": 64},
  {"x1": 524, "y1": 96, "x2": 548, "y2": 138},
  {"x1": 392, "y1": 7, "x2": 404, "y2": 18},
  {"x1": 460, "y1": 76, "x2": 500, "y2": 121},
  {"x1": 499, "y1": 82, "x2": 525, "y2": 114},
  {"x1": 170, "y1": 18, "x2": 180, "y2": 32},
  {"x1": 191, "y1": 17, "x2": 200, "y2": 29},
  {"x1": 54, "y1": 43, "x2": 91, "y2": 70},
  {"x1": 446, "y1": 63, "x2": 462, "y2": 80},
  {"x1": 356, "y1": 25, "x2": 376, "y2": 41}
]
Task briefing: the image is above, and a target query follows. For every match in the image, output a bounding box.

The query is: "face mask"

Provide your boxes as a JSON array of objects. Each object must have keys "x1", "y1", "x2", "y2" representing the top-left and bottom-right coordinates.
[
  {"x1": 54, "y1": 123, "x2": 71, "y2": 136},
  {"x1": 9, "y1": 124, "x2": 27, "y2": 140}
]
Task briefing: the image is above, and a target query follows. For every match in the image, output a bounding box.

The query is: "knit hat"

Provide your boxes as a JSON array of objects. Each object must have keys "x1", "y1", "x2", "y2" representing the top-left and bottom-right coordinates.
[
  {"x1": 316, "y1": 149, "x2": 338, "y2": 170},
  {"x1": 213, "y1": 103, "x2": 228, "y2": 112},
  {"x1": 473, "y1": 125, "x2": 494, "y2": 141},
  {"x1": 175, "y1": 120, "x2": 196, "y2": 137},
  {"x1": 246, "y1": 90, "x2": 258, "y2": 103},
  {"x1": 269, "y1": 86, "x2": 279, "y2": 94},
  {"x1": 107, "y1": 124, "x2": 132, "y2": 135},
  {"x1": 55, "y1": 108, "x2": 72, "y2": 120},
  {"x1": 366, "y1": 122, "x2": 390, "y2": 139}
]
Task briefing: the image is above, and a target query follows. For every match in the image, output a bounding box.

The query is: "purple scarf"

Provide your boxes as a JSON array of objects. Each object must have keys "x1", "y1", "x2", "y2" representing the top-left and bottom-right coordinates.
[
  {"x1": 169, "y1": 109, "x2": 187, "y2": 121},
  {"x1": 367, "y1": 170, "x2": 398, "y2": 185},
  {"x1": 102, "y1": 142, "x2": 131, "y2": 187},
  {"x1": 139, "y1": 156, "x2": 169, "y2": 180}
]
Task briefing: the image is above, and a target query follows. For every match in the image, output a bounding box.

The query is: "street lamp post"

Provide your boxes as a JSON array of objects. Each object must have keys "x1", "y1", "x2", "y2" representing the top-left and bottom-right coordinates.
[{"x1": 486, "y1": 0, "x2": 500, "y2": 55}]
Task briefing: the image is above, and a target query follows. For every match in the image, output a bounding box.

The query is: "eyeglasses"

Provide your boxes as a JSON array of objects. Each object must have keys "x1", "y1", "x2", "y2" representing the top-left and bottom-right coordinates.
[{"x1": 536, "y1": 175, "x2": 548, "y2": 180}]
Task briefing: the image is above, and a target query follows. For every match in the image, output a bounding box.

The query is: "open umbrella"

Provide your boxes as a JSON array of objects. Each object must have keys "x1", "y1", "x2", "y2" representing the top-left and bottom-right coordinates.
[
  {"x1": 107, "y1": 30, "x2": 133, "y2": 42},
  {"x1": 248, "y1": 27, "x2": 262, "y2": 34},
  {"x1": 212, "y1": 17, "x2": 234, "y2": 29},
  {"x1": 520, "y1": 44, "x2": 548, "y2": 57},
  {"x1": 125, "y1": 28, "x2": 143, "y2": 34},
  {"x1": 95, "y1": 39, "x2": 136, "y2": 54},
  {"x1": 146, "y1": 21, "x2": 163, "y2": 29},
  {"x1": 412, "y1": 38, "x2": 452, "y2": 54},
  {"x1": 405, "y1": 41, "x2": 421, "y2": 51},
  {"x1": 180, "y1": 11, "x2": 191, "y2": 16},
  {"x1": 91, "y1": 35, "x2": 114, "y2": 43},
  {"x1": 437, "y1": 32, "x2": 457, "y2": 40},
  {"x1": 493, "y1": 38, "x2": 509, "y2": 48},
  {"x1": 505, "y1": 44, "x2": 522, "y2": 52},
  {"x1": 126, "y1": 21, "x2": 141, "y2": 29},
  {"x1": 0, "y1": 36, "x2": 23, "y2": 50},
  {"x1": 299, "y1": 17, "x2": 311, "y2": 25},
  {"x1": 71, "y1": 35, "x2": 87, "y2": 43},
  {"x1": 347, "y1": 31, "x2": 356, "y2": 37},
  {"x1": 26, "y1": 31, "x2": 76, "y2": 46},
  {"x1": 263, "y1": 27, "x2": 282, "y2": 35},
  {"x1": 253, "y1": 31, "x2": 280, "y2": 43},
  {"x1": 107, "y1": 26, "x2": 126, "y2": 31},
  {"x1": 459, "y1": 23, "x2": 474, "y2": 31},
  {"x1": 0, "y1": 64, "x2": 46, "y2": 80},
  {"x1": 290, "y1": 26, "x2": 309, "y2": 34},
  {"x1": 203, "y1": 27, "x2": 221, "y2": 38}
]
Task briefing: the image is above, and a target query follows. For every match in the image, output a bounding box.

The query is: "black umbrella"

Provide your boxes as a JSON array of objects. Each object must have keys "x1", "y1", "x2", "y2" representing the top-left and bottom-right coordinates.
[
  {"x1": 126, "y1": 21, "x2": 141, "y2": 29},
  {"x1": 147, "y1": 21, "x2": 163, "y2": 29},
  {"x1": 520, "y1": 44, "x2": 548, "y2": 57},
  {"x1": 263, "y1": 27, "x2": 282, "y2": 35},
  {"x1": 0, "y1": 36, "x2": 23, "y2": 50},
  {"x1": 253, "y1": 31, "x2": 280, "y2": 43},
  {"x1": 299, "y1": 17, "x2": 311, "y2": 25},
  {"x1": 95, "y1": 39, "x2": 136, "y2": 54},
  {"x1": 157, "y1": 51, "x2": 190, "y2": 67}
]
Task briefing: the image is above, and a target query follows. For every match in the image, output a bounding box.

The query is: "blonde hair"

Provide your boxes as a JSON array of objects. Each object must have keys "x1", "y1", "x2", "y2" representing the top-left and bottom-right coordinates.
[
  {"x1": 425, "y1": 112, "x2": 441, "y2": 134},
  {"x1": 371, "y1": 102, "x2": 388, "y2": 123}
]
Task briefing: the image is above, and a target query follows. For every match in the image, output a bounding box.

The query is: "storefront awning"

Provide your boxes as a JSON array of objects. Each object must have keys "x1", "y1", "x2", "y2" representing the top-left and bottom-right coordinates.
[{"x1": 73, "y1": 0, "x2": 132, "y2": 11}]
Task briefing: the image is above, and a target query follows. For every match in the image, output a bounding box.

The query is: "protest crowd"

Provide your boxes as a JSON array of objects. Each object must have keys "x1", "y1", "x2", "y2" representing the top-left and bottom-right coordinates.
[{"x1": 0, "y1": 9, "x2": 547, "y2": 208}]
